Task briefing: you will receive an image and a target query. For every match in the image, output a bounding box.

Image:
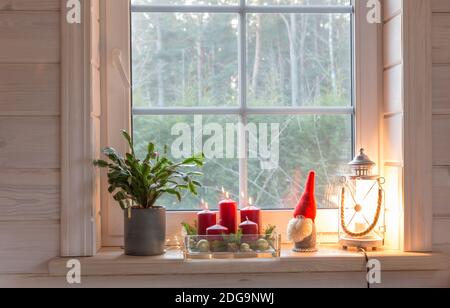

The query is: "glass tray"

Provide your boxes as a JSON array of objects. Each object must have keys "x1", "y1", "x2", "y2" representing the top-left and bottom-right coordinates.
[{"x1": 183, "y1": 233, "x2": 281, "y2": 260}]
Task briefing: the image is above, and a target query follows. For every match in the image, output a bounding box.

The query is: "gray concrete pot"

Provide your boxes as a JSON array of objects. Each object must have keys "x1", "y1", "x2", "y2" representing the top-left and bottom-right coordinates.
[{"x1": 124, "y1": 207, "x2": 166, "y2": 256}]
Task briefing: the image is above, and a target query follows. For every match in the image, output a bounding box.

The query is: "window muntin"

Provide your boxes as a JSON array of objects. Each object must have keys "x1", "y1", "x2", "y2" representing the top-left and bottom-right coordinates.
[{"x1": 130, "y1": 0, "x2": 354, "y2": 211}]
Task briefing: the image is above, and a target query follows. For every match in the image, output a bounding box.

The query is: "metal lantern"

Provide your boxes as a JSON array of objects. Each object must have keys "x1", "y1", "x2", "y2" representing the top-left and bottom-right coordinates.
[{"x1": 339, "y1": 149, "x2": 386, "y2": 251}]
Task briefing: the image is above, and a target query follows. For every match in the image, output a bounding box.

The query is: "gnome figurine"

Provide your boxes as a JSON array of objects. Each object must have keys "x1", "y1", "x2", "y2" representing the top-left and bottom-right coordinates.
[{"x1": 287, "y1": 171, "x2": 318, "y2": 252}]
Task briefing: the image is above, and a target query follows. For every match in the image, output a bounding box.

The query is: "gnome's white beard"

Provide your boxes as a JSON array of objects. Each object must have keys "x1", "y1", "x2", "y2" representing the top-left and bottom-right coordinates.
[{"x1": 286, "y1": 216, "x2": 314, "y2": 243}]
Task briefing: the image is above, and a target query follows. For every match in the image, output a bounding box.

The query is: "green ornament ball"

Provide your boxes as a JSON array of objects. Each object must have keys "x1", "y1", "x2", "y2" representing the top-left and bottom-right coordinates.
[
  {"x1": 256, "y1": 238, "x2": 270, "y2": 251},
  {"x1": 196, "y1": 239, "x2": 210, "y2": 252}
]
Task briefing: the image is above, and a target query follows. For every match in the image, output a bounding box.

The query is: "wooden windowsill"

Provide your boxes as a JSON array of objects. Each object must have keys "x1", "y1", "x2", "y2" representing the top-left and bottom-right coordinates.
[{"x1": 48, "y1": 245, "x2": 449, "y2": 277}]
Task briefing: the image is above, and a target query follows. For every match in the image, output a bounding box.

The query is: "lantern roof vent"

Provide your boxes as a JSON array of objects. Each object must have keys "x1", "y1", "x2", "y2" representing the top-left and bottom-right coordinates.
[{"x1": 348, "y1": 149, "x2": 376, "y2": 177}]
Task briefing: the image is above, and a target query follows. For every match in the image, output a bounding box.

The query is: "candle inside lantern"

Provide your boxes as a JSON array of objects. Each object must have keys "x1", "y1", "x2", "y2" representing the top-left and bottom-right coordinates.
[
  {"x1": 197, "y1": 202, "x2": 216, "y2": 236},
  {"x1": 240, "y1": 198, "x2": 261, "y2": 232},
  {"x1": 239, "y1": 218, "x2": 259, "y2": 242},
  {"x1": 206, "y1": 223, "x2": 229, "y2": 241},
  {"x1": 219, "y1": 191, "x2": 238, "y2": 234}
]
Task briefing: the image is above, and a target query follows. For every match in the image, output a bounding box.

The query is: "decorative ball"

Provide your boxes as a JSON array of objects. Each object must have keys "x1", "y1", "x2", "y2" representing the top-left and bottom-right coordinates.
[
  {"x1": 196, "y1": 239, "x2": 210, "y2": 252},
  {"x1": 354, "y1": 204, "x2": 362, "y2": 212},
  {"x1": 240, "y1": 243, "x2": 252, "y2": 252},
  {"x1": 256, "y1": 238, "x2": 270, "y2": 251}
]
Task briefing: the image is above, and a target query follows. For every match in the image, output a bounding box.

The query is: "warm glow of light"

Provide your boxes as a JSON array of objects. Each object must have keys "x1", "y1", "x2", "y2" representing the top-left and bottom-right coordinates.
[
  {"x1": 204, "y1": 202, "x2": 209, "y2": 211},
  {"x1": 248, "y1": 197, "x2": 253, "y2": 206}
]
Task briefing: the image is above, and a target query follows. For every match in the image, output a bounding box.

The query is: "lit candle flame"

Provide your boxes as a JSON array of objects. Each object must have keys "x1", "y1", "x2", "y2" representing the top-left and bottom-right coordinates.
[
  {"x1": 248, "y1": 197, "x2": 253, "y2": 206},
  {"x1": 205, "y1": 202, "x2": 209, "y2": 210},
  {"x1": 225, "y1": 191, "x2": 230, "y2": 199}
]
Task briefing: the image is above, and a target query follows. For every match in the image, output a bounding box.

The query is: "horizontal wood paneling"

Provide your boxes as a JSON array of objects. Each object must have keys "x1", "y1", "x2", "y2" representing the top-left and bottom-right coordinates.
[
  {"x1": 0, "y1": 64, "x2": 59, "y2": 116},
  {"x1": 433, "y1": 217, "x2": 450, "y2": 245},
  {"x1": 432, "y1": 0, "x2": 450, "y2": 13},
  {"x1": 0, "y1": 169, "x2": 59, "y2": 221},
  {"x1": 433, "y1": 64, "x2": 450, "y2": 112},
  {"x1": 383, "y1": 0, "x2": 402, "y2": 21},
  {"x1": 433, "y1": 167, "x2": 450, "y2": 216},
  {"x1": 0, "y1": 11, "x2": 59, "y2": 63},
  {"x1": 432, "y1": 115, "x2": 450, "y2": 166},
  {"x1": 383, "y1": 114, "x2": 403, "y2": 162},
  {"x1": 0, "y1": 221, "x2": 59, "y2": 274},
  {"x1": 2, "y1": 271, "x2": 449, "y2": 288},
  {"x1": 0, "y1": 117, "x2": 60, "y2": 169},
  {"x1": 432, "y1": 13, "x2": 450, "y2": 64},
  {"x1": 383, "y1": 15, "x2": 402, "y2": 68},
  {"x1": 384, "y1": 64, "x2": 403, "y2": 113},
  {"x1": 0, "y1": 0, "x2": 60, "y2": 11}
]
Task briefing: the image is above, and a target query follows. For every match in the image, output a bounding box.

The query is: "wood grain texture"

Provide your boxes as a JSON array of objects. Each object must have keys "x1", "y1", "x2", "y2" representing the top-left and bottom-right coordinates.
[
  {"x1": 61, "y1": 0, "x2": 98, "y2": 257},
  {"x1": 432, "y1": 64, "x2": 450, "y2": 112},
  {"x1": 433, "y1": 167, "x2": 450, "y2": 216},
  {"x1": 0, "y1": 64, "x2": 60, "y2": 116},
  {"x1": 0, "y1": 0, "x2": 60, "y2": 11},
  {"x1": 432, "y1": 0, "x2": 450, "y2": 13},
  {"x1": 2, "y1": 271, "x2": 449, "y2": 288},
  {"x1": 0, "y1": 117, "x2": 60, "y2": 169},
  {"x1": 0, "y1": 169, "x2": 59, "y2": 221},
  {"x1": 432, "y1": 13, "x2": 450, "y2": 64},
  {"x1": 433, "y1": 217, "x2": 450, "y2": 246},
  {"x1": 432, "y1": 115, "x2": 450, "y2": 165},
  {"x1": 0, "y1": 11, "x2": 59, "y2": 63},
  {"x1": 403, "y1": 0, "x2": 433, "y2": 252},
  {"x1": 0, "y1": 221, "x2": 59, "y2": 274}
]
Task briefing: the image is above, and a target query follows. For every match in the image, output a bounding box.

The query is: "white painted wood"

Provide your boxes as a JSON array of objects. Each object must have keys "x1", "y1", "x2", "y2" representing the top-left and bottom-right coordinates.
[
  {"x1": 0, "y1": 221, "x2": 59, "y2": 274},
  {"x1": 403, "y1": 0, "x2": 433, "y2": 252},
  {"x1": 2, "y1": 271, "x2": 448, "y2": 288},
  {"x1": 383, "y1": 64, "x2": 403, "y2": 114},
  {"x1": 0, "y1": 169, "x2": 59, "y2": 221},
  {"x1": 48, "y1": 246, "x2": 448, "y2": 277},
  {"x1": 0, "y1": 11, "x2": 59, "y2": 63},
  {"x1": 0, "y1": 0, "x2": 60, "y2": 11},
  {"x1": 383, "y1": 15, "x2": 402, "y2": 69},
  {"x1": 0, "y1": 64, "x2": 59, "y2": 116},
  {"x1": 383, "y1": 114, "x2": 403, "y2": 162},
  {"x1": 433, "y1": 167, "x2": 450, "y2": 216},
  {"x1": 0, "y1": 117, "x2": 59, "y2": 169},
  {"x1": 61, "y1": 0, "x2": 98, "y2": 257},
  {"x1": 432, "y1": 12, "x2": 450, "y2": 64},
  {"x1": 383, "y1": 0, "x2": 402, "y2": 22}
]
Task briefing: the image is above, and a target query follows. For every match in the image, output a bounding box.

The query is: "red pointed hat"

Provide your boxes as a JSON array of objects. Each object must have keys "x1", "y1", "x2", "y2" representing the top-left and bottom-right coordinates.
[{"x1": 293, "y1": 171, "x2": 317, "y2": 222}]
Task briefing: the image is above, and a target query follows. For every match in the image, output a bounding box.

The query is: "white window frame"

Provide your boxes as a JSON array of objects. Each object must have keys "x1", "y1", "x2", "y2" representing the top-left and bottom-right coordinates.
[{"x1": 99, "y1": 0, "x2": 382, "y2": 247}]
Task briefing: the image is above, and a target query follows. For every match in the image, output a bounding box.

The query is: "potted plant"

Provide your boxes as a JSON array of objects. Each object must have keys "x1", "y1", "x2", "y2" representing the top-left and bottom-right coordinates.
[{"x1": 94, "y1": 130, "x2": 204, "y2": 256}]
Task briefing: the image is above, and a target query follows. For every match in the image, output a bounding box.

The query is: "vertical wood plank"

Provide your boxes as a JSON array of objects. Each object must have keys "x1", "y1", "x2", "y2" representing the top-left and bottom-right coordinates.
[{"x1": 403, "y1": 0, "x2": 433, "y2": 252}]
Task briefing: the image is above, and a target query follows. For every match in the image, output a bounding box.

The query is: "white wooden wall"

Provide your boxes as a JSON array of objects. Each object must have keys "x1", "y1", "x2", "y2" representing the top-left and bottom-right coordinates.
[
  {"x1": 431, "y1": 0, "x2": 450, "y2": 255},
  {"x1": 0, "y1": 0, "x2": 61, "y2": 273}
]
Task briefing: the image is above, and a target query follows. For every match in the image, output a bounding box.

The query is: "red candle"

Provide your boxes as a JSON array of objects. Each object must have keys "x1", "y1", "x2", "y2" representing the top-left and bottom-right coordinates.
[
  {"x1": 197, "y1": 203, "x2": 216, "y2": 236},
  {"x1": 206, "y1": 224, "x2": 229, "y2": 241},
  {"x1": 219, "y1": 194, "x2": 238, "y2": 234},
  {"x1": 240, "y1": 205, "x2": 261, "y2": 232},
  {"x1": 239, "y1": 218, "x2": 259, "y2": 242}
]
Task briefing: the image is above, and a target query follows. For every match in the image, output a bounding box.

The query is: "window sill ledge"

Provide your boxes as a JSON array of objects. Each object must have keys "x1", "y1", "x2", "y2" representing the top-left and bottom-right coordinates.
[{"x1": 48, "y1": 245, "x2": 449, "y2": 277}]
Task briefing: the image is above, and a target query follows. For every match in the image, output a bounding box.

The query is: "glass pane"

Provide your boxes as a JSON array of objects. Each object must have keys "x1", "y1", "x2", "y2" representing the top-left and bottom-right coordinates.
[
  {"x1": 132, "y1": 13, "x2": 239, "y2": 108},
  {"x1": 247, "y1": 115, "x2": 352, "y2": 209},
  {"x1": 247, "y1": 13, "x2": 351, "y2": 107},
  {"x1": 133, "y1": 115, "x2": 240, "y2": 210},
  {"x1": 132, "y1": 0, "x2": 238, "y2": 5},
  {"x1": 247, "y1": 0, "x2": 351, "y2": 5}
]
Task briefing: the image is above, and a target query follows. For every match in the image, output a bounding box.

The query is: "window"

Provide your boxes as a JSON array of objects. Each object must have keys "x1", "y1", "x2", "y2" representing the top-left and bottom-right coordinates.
[{"x1": 130, "y1": 0, "x2": 354, "y2": 211}]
